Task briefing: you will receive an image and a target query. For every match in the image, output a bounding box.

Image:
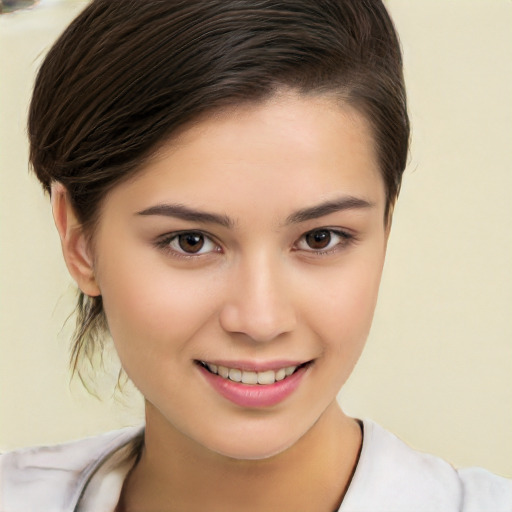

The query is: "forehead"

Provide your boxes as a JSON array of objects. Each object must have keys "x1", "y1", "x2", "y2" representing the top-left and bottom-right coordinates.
[{"x1": 103, "y1": 92, "x2": 385, "y2": 221}]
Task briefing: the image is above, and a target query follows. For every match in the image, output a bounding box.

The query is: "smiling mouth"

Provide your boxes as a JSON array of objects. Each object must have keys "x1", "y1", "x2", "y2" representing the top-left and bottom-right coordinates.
[{"x1": 196, "y1": 361, "x2": 312, "y2": 385}]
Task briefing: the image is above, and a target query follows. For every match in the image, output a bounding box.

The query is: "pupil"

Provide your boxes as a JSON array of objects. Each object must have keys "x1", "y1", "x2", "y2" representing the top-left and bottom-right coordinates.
[
  {"x1": 306, "y1": 230, "x2": 331, "y2": 249},
  {"x1": 178, "y1": 233, "x2": 204, "y2": 253}
]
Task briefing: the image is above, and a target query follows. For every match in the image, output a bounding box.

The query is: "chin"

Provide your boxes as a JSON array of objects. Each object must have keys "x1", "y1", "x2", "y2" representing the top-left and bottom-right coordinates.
[
  {"x1": 203, "y1": 425, "x2": 305, "y2": 461},
  {"x1": 212, "y1": 440, "x2": 293, "y2": 461}
]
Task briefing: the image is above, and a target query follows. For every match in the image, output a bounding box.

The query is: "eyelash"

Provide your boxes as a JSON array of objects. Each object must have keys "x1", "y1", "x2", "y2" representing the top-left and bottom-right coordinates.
[
  {"x1": 294, "y1": 228, "x2": 355, "y2": 256},
  {"x1": 155, "y1": 228, "x2": 355, "y2": 259},
  {"x1": 155, "y1": 230, "x2": 221, "y2": 260}
]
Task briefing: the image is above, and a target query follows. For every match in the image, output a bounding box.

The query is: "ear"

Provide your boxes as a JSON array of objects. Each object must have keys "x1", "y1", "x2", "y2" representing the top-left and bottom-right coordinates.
[{"x1": 51, "y1": 182, "x2": 101, "y2": 297}]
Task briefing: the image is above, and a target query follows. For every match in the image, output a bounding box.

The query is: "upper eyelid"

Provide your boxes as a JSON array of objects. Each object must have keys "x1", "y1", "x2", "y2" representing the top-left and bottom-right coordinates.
[
  {"x1": 155, "y1": 231, "x2": 222, "y2": 260},
  {"x1": 156, "y1": 227, "x2": 351, "y2": 241},
  {"x1": 294, "y1": 228, "x2": 354, "y2": 252},
  {"x1": 155, "y1": 230, "x2": 221, "y2": 251},
  {"x1": 157, "y1": 229, "x2": 219, "y2": 243},
  {"x1": 299, "y1": 227, "x2": 352, "y2": 239}
]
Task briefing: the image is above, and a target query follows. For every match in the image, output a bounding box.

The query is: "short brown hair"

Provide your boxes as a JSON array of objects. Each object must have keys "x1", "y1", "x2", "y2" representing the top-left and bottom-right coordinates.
[{"x1": 29, "y1": 0, "x2": 409, "y2": 375}]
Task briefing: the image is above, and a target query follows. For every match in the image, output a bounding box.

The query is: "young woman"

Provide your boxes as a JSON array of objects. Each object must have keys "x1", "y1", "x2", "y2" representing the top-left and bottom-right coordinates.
[{"x1": 1, "y1": 1, "x2": 510, "y2": 511}]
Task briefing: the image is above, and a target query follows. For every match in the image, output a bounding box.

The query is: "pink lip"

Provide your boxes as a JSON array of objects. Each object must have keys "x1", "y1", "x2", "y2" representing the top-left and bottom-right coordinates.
[{"x1": 198, "y1": 363, "x2": 310, "y2": 408}]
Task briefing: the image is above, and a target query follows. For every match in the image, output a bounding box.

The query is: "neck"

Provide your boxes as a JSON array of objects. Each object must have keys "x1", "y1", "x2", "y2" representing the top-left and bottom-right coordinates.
[{"x1": 118, "y1": 401, "x2": 362, "y2": 512}]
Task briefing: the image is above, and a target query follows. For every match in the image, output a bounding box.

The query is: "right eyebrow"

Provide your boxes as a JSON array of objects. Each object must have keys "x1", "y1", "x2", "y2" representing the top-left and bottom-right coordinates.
[
  {"x1": 136, "y1": 203, "x2": 234, "y2": 229},
  {"x1": 285, "y1": 196, "x2": 374, "y2": 225}
]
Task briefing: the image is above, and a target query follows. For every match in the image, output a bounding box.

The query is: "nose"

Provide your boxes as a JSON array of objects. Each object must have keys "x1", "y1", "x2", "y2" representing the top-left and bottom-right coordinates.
[{"x1": 219, "y1": 253, "x2": 297, "y2": 343}]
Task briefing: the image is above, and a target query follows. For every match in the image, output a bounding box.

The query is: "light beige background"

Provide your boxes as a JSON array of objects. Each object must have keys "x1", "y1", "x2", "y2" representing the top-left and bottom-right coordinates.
[{"x1": 1, "y1": 0, "x2": 511, "y2": 477}]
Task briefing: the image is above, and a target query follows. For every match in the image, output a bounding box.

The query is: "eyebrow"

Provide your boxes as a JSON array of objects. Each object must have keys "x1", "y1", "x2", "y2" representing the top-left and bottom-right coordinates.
[
  {"x1": 285, "y1": 196, "x2": 373, "y2": 224},
  {"x1": 136, "y1": 195, "x2": 373, "y2": 229},
  {"x1": 136, "y1": 203, "x2": 233, "y2": 228}
]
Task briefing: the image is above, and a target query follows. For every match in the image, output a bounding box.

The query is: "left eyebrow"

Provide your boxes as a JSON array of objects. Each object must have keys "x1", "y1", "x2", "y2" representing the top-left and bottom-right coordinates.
[{"x1": 285, "y1": 196, "x2": 373, "y2": 225}]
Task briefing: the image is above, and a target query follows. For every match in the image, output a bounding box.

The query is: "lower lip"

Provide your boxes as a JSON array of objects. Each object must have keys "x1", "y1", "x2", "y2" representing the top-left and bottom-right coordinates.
[{"x1": 198, "y1": 364, "x2": 309, "y2": 408}]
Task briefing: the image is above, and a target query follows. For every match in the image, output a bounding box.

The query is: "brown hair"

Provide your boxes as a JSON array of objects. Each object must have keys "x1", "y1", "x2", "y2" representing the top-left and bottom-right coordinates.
[{"x1": 28, "y1": 0, "x2": 409, "y2": 375}]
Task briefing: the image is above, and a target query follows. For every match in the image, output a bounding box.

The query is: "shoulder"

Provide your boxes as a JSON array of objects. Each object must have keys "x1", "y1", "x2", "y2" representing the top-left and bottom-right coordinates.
[
  {"x1": 458, "y1": 466, "x2": 512, "y2": 511},
  {"x1": 0, "y1": 426, "x2": 143, "y2": 512},
  {"x1": 340, "y1": 420, "x2": 511, "y2": 512}
]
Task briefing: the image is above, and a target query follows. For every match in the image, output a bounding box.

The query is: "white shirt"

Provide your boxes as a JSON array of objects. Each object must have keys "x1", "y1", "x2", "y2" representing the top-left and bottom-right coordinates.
[{"x1": 1, "y1": 420, "x2": 510, "y2": 511}]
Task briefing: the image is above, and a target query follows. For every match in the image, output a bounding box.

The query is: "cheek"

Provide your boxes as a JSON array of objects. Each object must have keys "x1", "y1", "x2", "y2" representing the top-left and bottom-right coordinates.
[
  {"x1": 96, "y1": 251, "x2": 220, "y2": 369},
  {"x1": 302, "y1": 249, "x2": 385, "y2": 353}
]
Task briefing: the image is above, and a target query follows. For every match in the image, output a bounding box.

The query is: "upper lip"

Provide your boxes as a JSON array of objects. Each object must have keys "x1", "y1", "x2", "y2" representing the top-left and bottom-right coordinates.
[{"x1": 196, "y1": 359, "x2": 312, "y2": 372}]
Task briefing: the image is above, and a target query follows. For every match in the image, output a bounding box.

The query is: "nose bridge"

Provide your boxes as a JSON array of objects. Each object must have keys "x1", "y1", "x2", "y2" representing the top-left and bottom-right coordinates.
[{"x1": 219, "y1": 248, "x2": 296, "y2": 342}]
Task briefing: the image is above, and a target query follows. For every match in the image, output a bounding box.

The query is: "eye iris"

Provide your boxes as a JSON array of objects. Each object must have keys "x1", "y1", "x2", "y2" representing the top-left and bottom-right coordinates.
[
  {"x1": 178, "y1": 233, "x2": 204, "y2": 253},
  {"x1": 306, "y1": 230, "x2": 331, "y2": 249}
]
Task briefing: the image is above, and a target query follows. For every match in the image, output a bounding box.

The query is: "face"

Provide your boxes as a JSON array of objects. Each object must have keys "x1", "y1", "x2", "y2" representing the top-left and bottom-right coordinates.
[{"x1": 89, "y1": 92, "x2": 388, "y2": 459}]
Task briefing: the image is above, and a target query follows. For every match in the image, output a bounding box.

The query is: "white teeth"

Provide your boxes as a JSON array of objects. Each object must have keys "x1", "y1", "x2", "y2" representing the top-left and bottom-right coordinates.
[
  {"x1": 257, "y1": 370, "x2": 276, "y2": 385},
  {"x1": 242, "y1": 371, "x2": 258, "y2": 384},
  {"x1": 285, "y1": 366, "x2": 296, "y2": 376},
  {"x1": 202, "y1": 362, "x2": 301, "y2": 385},
  {"x1": 218, "y1": 366, "x2": 229, "y2": 378},
  {"x1": 275, "y1": 368, "x2": 286, "y2": 381},
  {"x1": 228, "y1": 368, "x2": 242, "y2": 382}
]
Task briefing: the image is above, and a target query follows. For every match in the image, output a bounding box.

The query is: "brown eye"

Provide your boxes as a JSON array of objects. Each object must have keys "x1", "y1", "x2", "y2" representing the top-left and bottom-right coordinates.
[
  {"x1": 162, "y1": 231, "x2": 219, "y2": 257},
  {"x1": 305, "y1": 229, "x2": 331, "y2": 249},
  {"x1": 295, "y1": 228, "x2": 352, "y2": 254},
  {"x1": 177, "y1": 232, "x2": 205, "y2": 253}
]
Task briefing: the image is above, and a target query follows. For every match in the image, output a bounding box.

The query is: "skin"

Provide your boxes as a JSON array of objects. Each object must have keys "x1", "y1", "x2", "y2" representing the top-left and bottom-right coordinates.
[{"x1": 53, "y1": 91, "x2": 391, "y2": 511}]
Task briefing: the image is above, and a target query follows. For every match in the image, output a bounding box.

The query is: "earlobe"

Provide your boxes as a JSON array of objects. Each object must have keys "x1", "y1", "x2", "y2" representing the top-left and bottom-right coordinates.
[{"x1": 51, "y1": 182, "x2": 101, "y2": 297}]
